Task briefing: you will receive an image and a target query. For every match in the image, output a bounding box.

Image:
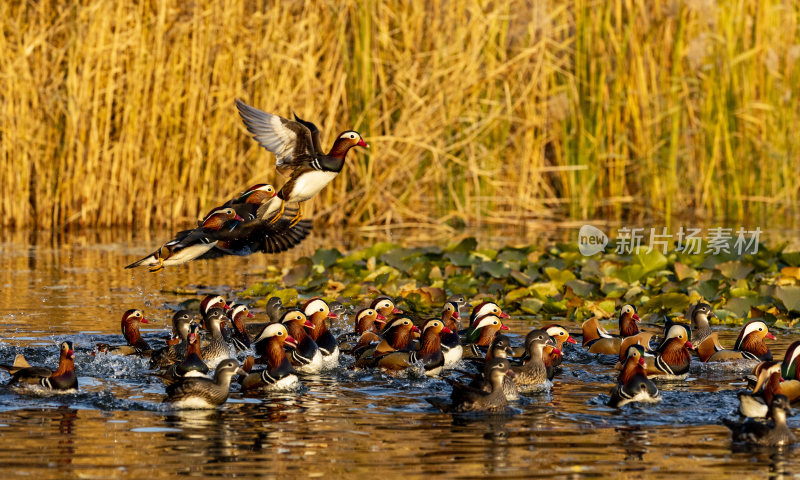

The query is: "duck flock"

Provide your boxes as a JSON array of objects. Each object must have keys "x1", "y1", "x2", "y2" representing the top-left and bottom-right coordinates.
[
  {"x1": 2, "y1": 100, "x2": 796, "y2": 450},
  {"x1": 1, "y1": 294, "x2": 798, "y2": 447}
]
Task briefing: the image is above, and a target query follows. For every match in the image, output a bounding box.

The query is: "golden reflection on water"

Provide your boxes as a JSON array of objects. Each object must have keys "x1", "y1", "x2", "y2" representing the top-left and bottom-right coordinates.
[{"x1": 0, "y1": 228, "x2": 798, "y2": 478}]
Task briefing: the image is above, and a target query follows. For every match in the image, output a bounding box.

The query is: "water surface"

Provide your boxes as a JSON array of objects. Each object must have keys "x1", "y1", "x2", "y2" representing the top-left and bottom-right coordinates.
[{"x1": 0, "y1": 230, "x2": 798, "y2": 478}]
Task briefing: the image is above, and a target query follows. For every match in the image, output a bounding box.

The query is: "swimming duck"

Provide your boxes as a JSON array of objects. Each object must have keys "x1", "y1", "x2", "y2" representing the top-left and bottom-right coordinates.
[
  {"x1": 688, "y1": 302, "x2": 716, "y2": 347},
  {"x1": 150, "y1": 310, "x2": 195, "y2": 368},
  {"x1": 696, "y1": 320, "x2": 775, "y2": 363},
  {"x1": 425, "y1": 358, "x2": 516, "y2": 413},
  {"x1": 2, "y1": 341, "x2": 78, "y2": 391},
  {"x1": 235, "y1": 99, "x2": 368, "y2": 227},
  {"x1": 439, "y1": 301, "x2": 463, "y2": 366},
  {"x1": 226, "y1": 304, "x2": 253, "y2": 351},
  {"x1": 724, "y1": 395, "x2": 797, "y2": 447},
  {"x1": 201, "y1": 309, "x2": 234, "y2": 370},
  {"x1": 647, "y1": 324, "x2": 692, "y2": 380},
  {"x1": 608, "y1": 345, "x2": 661, "y2": 408},
  {"x1": 353, "y1": 317, "x2": 419, "y2": 369},
  {"x1": 581, "y1": 304, "x2": 639, "y2": 355},
  {"x1": 464, "y1": 334, "x2": 518, "y2": 400},
  {"x1": 200, "y1": 295, "x2": 228, "y2": 330},
  {"x1": 377, "y1": 319, "x2": 451, "y2": 376},
  {"x1": 152, "y1": 323, "x2": 210, "y2": 385},
  {"x1": 240, "y1": 323, "x2": 299, "y2": 391},
  {"x1": 338, "y1": 308, "x2": 385, "y2": 356},
  {"x1": 512, "y1": 329, "x2": 559, "y2": 391},
  {"x1": 446, "y1": 294, "x2": 472, "y2": 320},
  {"x1": 371, "y1": 297, "x2": 403, "y2": 329},
  {"x1": 739, "y1": 344, "x2": 800, "y2": 417},
  {"x1": 581, "y1": 317, "x2": 619, "y2": 354},
  {"x1": 164, "y1": 358, "x2": 243, "y2": 409},
  {"x1": 302, "y1": 298, "x2": 340, "y2": 369},
  {"x1": 543, "y1": 324, "x2": 578, "y2": 368},
  {"x1": 462, "y1": 314, "x2": 510, "y2": 357},
  {"x1": 96, "y1": 309, "x2": 153, "y2": 356},
  {"x1": 462, "y1": 302, "x2": 509, "y2": 336},
  {"x1": 280, "y1": 309, "x2": 323, "y2": 374}
]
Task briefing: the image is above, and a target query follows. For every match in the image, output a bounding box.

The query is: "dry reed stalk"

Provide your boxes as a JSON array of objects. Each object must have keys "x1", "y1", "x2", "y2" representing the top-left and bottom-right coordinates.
[{"x1": 0, "y1": 0, "x2": 797, "y2": 232}]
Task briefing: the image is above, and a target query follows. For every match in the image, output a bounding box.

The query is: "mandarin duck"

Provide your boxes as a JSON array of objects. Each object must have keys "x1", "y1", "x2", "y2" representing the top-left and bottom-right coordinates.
[
  {"x1": 739, "y1": 343, "x2": 800, "y2": 417},
  {"x1": 696, "y1": 320, "x2": 775, "y2": 363},
  {"x1": 280, "y1": 309, "x2": 323, "y2": 374},
  {"x1": 463, "y1": 334, "x2": 518, "y2": 400},
  {"x1": 152, "y1": 323, "x2": 210, "y2": 385},
  {"x1": 125, "y1": 207, "x2": 244, "y2": 272},
  {"x1": 542, "y1": 324, "x2": 577, "y2": 369},
  {"x1": 647, "y1": 324, "x2": 692, "y2": 380},
  {"x1": 95, "y1": 309, "x2": 152, "y2": 356},
  {"x1": 608, "y1": 345, "x2": 660, "y2": 408},
  {"x1": 353, "y1": 317, "x2": 419, "y2": 369},
  {"x1": 164, "y1": 358, "x2": 243, "y2": 409},
  {"x1": 201, "y1": 309, "x2": 234, "y2": 370},
  {"x1": 377, "y1": 319, "x2": 451, "y2": 376},
  {"x1": 724, "y1": 395, "x2": 797, "y2": 447},
  {"x1": 439, "y1": 301, "x2": 463, "y2": 366},
  {"x1": 371, "y1": 297, "x2": 403, "y2": 329},
  {"x1": 240, "y1": 323, "x2": 299, "y2": 391},
  {"x1": 226, "y1": 304, "x2": 254, "y2": 352},
  {"x1": 581, "y1": 304, "x2": 639, "y2": 355},
  {"x1": 461, "y1": 302, "x2": 509, "y2": 337},
  {"x1": 462, "y1": 314, "x2": 509, "y2": 358},
  {"x1": 425, "y1": 358, "x2": 516, "y2": 413},
  {"x1": 688, "y1": 302, "x2": 716, "y2": 347},
  {"x1": 337, "y1": 307, "x2": 386, "y2": 356},
  {"x1": 302, "y1": 298, "x2": 340, "y2": 369},
  {"x1": 1, "y1": 341, "x2": 78, "y2": 391},
  {"x1": 149, "y1": 310, "x2": 195, "y2": 368},
  {"x1": 235, "y1": 99, "x2": 368, "y2": 227},
  {"x1": 512, "y1": 330, "x2": 559, "y2": 391}
]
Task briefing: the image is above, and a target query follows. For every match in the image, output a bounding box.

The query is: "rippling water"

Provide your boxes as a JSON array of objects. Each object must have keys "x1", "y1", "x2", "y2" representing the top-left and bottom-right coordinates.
[{"x1": 0, "y1": 230, "x2": 798, "y2": 478}]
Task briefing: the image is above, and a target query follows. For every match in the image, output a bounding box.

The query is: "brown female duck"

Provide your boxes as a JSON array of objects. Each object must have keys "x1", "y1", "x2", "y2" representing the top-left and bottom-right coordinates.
[
  {"x1": 164, "y1": 359, "x2": 243, "y2": 409},
  {"x1": 724, "y1": 395, "x2": 797, "y2": 446},
  {"x1": 513, "y1": 329, "x2": 559, "y2": 391},
  {"x1": 426, "y1": 358, "x2": 516, "y2": 413}
]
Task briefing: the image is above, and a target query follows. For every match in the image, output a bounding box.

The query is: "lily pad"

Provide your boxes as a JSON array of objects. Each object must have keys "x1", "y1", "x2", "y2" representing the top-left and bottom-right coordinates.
[
  {"x1": 640, "y1": 292, "x2": 690, "y2": 314},
  {"x1": 445, "y1": 237, "x2": 477, "y2": 253},
  {"x1": 312, "y1": 248, "x2": 342, "y2": 268},
  {"x1": 716, "y1": 260, "x2": 754, "y2": 280},
  {"x1": 775, "y1": 285, "x2": 800, "y2": 313},
  {"x1": 520, "y1": 298, "x2": 544, "y2": 314},
  {"x1": 545, "y1": 267, "x2": 576, "y2": 285},
  {"x1": 476, "y1": 260, "x2": 511, "y2": 279},
  {"x1": 673, "y1": 262, "x2": 698, "y2": 281},
  {"x1": 565, "y1": 279, "x2": 595, "y2": 297}
]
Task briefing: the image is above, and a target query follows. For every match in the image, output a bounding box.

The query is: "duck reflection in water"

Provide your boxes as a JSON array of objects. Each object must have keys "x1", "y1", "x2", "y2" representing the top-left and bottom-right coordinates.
[
  {"x1": 616, "y1": 426, "x2": 650, "y2": 462},
  {"x1": 56, "y1": 407, "x2": 78, "y2": 466}
]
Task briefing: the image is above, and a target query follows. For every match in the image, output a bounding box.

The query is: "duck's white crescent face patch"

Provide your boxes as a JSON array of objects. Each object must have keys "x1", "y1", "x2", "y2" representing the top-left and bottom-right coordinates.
[
  {"x1": 742, "y1": 321, "x2": 766, "y2": 338},
  {"x1": 254, "y1": 323, "x2": 288, "y2": 343},
  {"x1": 304, "y1": 299, "x2": 328, "y2": 316},
  {"x1": 666, "y1": 325, "x2": 687, "y2": 340},
  {"x1": 474, "y1": 316, "x2": 501, "y2": 330},
  {"x1": 475, "y1": 303, "x2": 500, "y2": 318}
]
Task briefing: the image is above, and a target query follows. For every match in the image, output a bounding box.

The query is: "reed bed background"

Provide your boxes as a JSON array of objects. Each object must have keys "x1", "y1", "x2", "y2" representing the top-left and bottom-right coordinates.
[{"x1": 1, "y1": 0, "x2": 798, "y2": 231}]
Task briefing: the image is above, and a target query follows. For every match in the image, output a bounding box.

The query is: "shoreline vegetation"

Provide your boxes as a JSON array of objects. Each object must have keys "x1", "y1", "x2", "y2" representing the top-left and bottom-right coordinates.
[{"x1": 1, "y1": 0, "x2": 798, "y2": 230}]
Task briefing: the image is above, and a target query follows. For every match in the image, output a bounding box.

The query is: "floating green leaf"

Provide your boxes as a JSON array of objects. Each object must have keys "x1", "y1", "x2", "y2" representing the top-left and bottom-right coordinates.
[
  {"x1": 640, "y1": 292, "x2": 690, "y2": 314},
  {"x1": 716, "y1": 261, "x2": 754, "y2": 280},
  {"x1": 775, "y1": 285, "x2": 800, "y2": 313},
  {"x1": 312, "y1": 248, "x2": 342, "y2": 268}
]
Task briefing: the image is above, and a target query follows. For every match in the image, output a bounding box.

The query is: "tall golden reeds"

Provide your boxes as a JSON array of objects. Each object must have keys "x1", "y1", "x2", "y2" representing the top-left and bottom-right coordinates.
[{"x1": 0, "y1": 0, "x2": 798, "y2": 230}]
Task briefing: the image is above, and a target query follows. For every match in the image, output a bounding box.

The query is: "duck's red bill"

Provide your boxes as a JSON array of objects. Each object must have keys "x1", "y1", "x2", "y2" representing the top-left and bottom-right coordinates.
[
  {"x1": 566, "y1": 336, "x2": 577, "y2": 344},
  {"x1": 500, "y1": 324, "x2": 509, "y2": 330}
]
